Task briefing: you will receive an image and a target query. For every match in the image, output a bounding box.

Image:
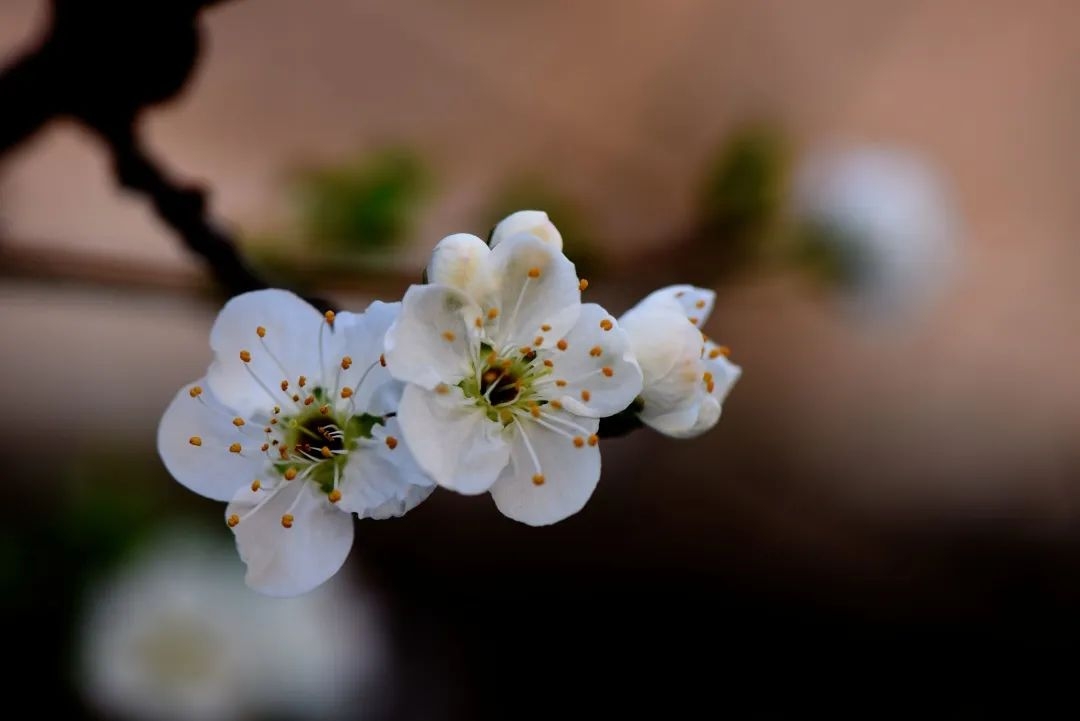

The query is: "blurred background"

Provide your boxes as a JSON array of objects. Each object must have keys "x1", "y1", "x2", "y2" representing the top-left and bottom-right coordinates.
[{"x1": 3, "y1": 0, "x2": 1080, "y2": 717}]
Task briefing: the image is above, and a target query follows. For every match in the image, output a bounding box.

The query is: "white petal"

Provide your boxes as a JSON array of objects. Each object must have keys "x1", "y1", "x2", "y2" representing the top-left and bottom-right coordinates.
[
  {"x1": 633, "y1": 284, "x2": 716, "y2": 329},
  {"x1": 668, "y1": 348, "x2": 742, "y2": 439},
  {"x1": 489, "y1": 210, "x2": 563, "y2": 252},
  {"x1": 157, "y1": 380, "x2": 269, "y2": 501},
  {"x1": 327, "y1": 301, "x2": 402, "y2": 414},
  {"x1": 226, "y1": 480, "x2": 354, "y2": 597},
  {"x1": 620, "y1": 297, "x2": 708, "y2": 435},
  {"x1": 336, "y1": 418, "x2": 435, "y2": 518},
  {"x1": 397, "y1": 382, "x2": 509, "y2": 495},
  {"x1": 489, "y1": 413, "x2": 600, "y2": 526},
  {"x1": 384, "y1": 285, "x2": 478, "y2": 389},
  {"x1": 206, "y1": 289, "x2": 325, "y2": 418},
  {"x1": 539, "y1": 303, "x2": 643, "y2": 418},
  {"x1": 426, "y1": 233, "x2": 497, "y2": 301},
  {"x1": 487, "y1": 233, "x2": 581, "y2": 348}
]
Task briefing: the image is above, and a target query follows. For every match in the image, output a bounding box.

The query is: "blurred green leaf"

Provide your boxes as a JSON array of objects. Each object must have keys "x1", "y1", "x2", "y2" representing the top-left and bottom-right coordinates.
[{"x1": 293, "y1": 147, "x2": 431, "y2": 253}]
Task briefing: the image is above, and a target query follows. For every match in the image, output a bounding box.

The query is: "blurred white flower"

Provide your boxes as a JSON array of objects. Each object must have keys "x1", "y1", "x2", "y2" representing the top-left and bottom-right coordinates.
[
  {"x1": 489, "y1": 209, "x2": 562, "y2": 251},
  {"x1": 620, "y1": 285, "x2": 741, "y2": 437},
  {"x1": 792, "y1": 145, "x2": 959, "y2": 319},
  {"x1": 386, "y1": 230, "x2": 643, "y2": 526},
  {"x1": 158, "y1": 289, "x2": 433, "y2": 596},
  {"x1": 78, "y1": 530, "x2": 386, "y2": 721}
]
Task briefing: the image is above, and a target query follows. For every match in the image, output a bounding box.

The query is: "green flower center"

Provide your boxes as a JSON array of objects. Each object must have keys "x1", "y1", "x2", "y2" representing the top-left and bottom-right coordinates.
[{"x1": 460, "y1": 343, "x2": 552, "y2": 424}]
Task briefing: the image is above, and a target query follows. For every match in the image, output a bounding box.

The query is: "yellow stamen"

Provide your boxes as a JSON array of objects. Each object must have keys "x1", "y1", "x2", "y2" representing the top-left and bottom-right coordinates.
[
  {"x1": 541, "y1": 323, "x2": 552, "y2": 332},
  {"x1": 251, "y1": 479, "x2": 261, "y2": 492},
  {"x1": 284, "y1": 467, "x2": 298, "y2": 480},
  {"x1": 581, "y1": 389, "x2": 591, "y2": 402},
  {"x1": 527, "y1": 267, "x2": 541, "y2": 279},
  {"x1": 341, "y1": 356, "x2": 352, "y2": 369},
  {"x1": 239, "y1": 350, "x2": 251, "y2": 363},
  {"x1": 689, "y1": 316, "x2": 700, "y2": 325},
  {"x1": 550, "y1": 400, "x2": 563, "y2": 410},
  {"x1": 534, "y1": 336, "x2": 544, "y2": 346},
  {"x1": 227, "y1": 514, "x2": 240, "y2": 527},
  {"x1": 578, "y1": 278, "x2": 589, "y2": 291},
  {"x1": 555, "y1": 379, "x2": 567, "y2": 387},
  {"x1": 232, "y1": 417, "x2": 245, "y2": 427},
  {"x1": 556, "y1": 339, "x2": 568, "y2": 351},
  {"x1": 188, "y1": 386, "x2": 202, "y2": 398},
  {"x1": 588, "y1": 434, "x2": 599, "y2": 446},
  {"x1": 229, "y1": 443, "x2": 242, "y2": 454},
  {"x1": 531, "y1": 473, "x2": 545, "y2": 486},
  {"x1": 321, "y1": 446, "x2": 332, "y2": 458},
  {"x1": 379, "y1": 353, "x2": 387, "y2": 367},
  {"x1": 695, "y1": 299, "x2": 706, "y2": 309},
  {"x1": 475, "y1": 316, "x2": 483, "y2": 328},
  {"x1": 304, "y1": 396, "x2": 314, "y2": 406},
  {"x1": 600, "y1": 318, "x2": 613, "y2": 331},
  {"x1": 256, "y1": 326, "x2": 266, "y2": 338},
  {"x1": 573, "y1": 436, "x2": 585, "y2": 448},
  {"x1": 298, "y1": 375, "x2": 307, "y2": 387},
  {"x1": 281, "y1": 514, "x2": 294, "y2": 528},
  {"x1": 319, "y1": 404, "x2": 330, "y2": 415},
  {"x1": 281, "y1": 379, "x2": 289, "y2": 391},
  {"x1": 435, "y1": 383, "x2": 450, "y2": 395},
  {"x1": 385, "y1": 436, "x2": 398, "y2": 450},
  {"x1": 602, "y1": 366, "x2": 614, "y2": 377},
  {"x1": 341, "y1": 387, "x2": 353, "y2": 398},
  {"x1": 188, "y1": 436, "x2": 202, "y2": 447},
  {"x1": 543, "y1": 359, "x2": 554, "y2": 368},
  {"x1": 329, "y1": 489, "x2": 342, "y2": 503},
  {"x1": 324, "y1": 310, "x2": 336, "y2": 324},
  {"x1": 487, "y1": 307, "x2": 500, "y2": 320},
  {"x1": 260, "y1": 443, "x2": 269, "y2": 452},
  {"x1": 589, "y1": 345, "x2": 602, "y2": 357}
]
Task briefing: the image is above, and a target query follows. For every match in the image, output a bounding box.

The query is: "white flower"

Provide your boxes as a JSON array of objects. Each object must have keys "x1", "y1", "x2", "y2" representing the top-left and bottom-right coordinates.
[
  {"x1": 385, "y1": 231, "x2": 643, "y2": 526},
  {"x1": 158, "y1": 289, "x2": 433, "y2": 596},
  {"x1": 620, "y1": 285, "x2": 741, "y2": 438},
  {"x1": 78, "y1": 530, "x2": 385, "y2": 721},
  {"x1": 792, "y1": 145, "x2": 959, "y2": 319},
  {"x1": 489, "y1": 209, "x2": 563, "y2": 251}
]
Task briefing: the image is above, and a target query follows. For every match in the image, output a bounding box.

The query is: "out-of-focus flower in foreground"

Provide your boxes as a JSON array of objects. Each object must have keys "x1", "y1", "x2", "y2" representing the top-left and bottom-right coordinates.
[
  {"x1": 792, "y1": 145, "x2": 960, "y2": 320},
  {"x1": 620, "y1": 285, "x2": 741, "y2": 437},
  {"x1": 386, "y1": 231, "x2": 643, "y2": 526},
  {"x1": 78, "y1": 530, "x2": 385, "y2": 721},
  {"x1": 158, "y1": 290, "x2": 432, "y2": 596}
]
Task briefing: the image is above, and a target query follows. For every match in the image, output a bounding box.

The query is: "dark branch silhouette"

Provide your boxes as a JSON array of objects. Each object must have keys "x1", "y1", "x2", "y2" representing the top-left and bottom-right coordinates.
[{"x1": 0, "y1": 0, "x2": 286, "y2": 301}]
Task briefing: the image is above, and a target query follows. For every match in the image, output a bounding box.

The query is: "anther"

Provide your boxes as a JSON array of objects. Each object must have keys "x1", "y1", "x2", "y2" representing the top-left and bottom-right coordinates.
[
  {"x1": 556, "y1": 339, "x2": 568, "y2": 351},
  {"x1": 341, "y1": 356, "x2": 353, "y2": 370},
  {"x1": 435, "y1": 383, "x2": 450, "y2": 395},
  {"x1": 188, "y1": 436, "x2": 202, "y2": 446},
  {"x1": 534, "y1": 336, "x2": 544, "y2": 346},
  {"x1": 707, "y1": 381, "x2": 716, "y2": 393},
  {"x1": 385, "y1": 436, "x2": 398, "y2": 450},
  {"x1": 281, "y1": 379, "x2": 289, "y2": 391},
  {"x1": 710, "y1": 345, "x2": 732, "y2": 358},
  {"x1": 270, "y1": 418, "x2": 278, "y2": 425},
  {"x1": 232, "y1": 417, "x2": 245, "y2": 427},
  {"x1": 341, "y1": 387, "x2": 353, "y2": 398},
  {"x1": 188, "y1": 386, "x2": 203, "y2": 398},
  {"x1": 487, "y1": 308, "x2": 500, "y2": 320},
  {"x1": 324, "y1": 310, "x2": 336, "y2": 325},
  {"x1": 695, "y1": 299, "x2": 706, "y2": 309},
  {"x1": 519, "y1": 346, "x2": 533, "y2": 355},
  {"x1": 501, "y1": 358, "x2": 513, "y2": 369},
  {"x1": 578, "y1": 278, "x2": 589, "y2": 291},
  {"x1": 304, "y1": 396, "x2": 314, "y2": 406},
  {"x1": 600, "y1": 318, "x2": 613, "y2": 331},
  {"x1": 581, "y1": 389, "x2": 591, "y2": 402},
  {"x1": 689, "y1": 316, "x2": 700, "y2": 325},
  {"x1": 329, "y1": 489, "x2": 342, "y2": 504},
  {"x1": 573, "y1": 436, "x2": 585, "y2": 448},
  {"x1": 555, "y1": 379, "x2": 567, "y2": 387},
  {"x1": 273, "y1": 405, "x2": 281, "y2": 414},
  {"x1": 442, "y1": 331, "x2": 456, "y2": 342},
  {"x1": 251, "y1": 479, "x2": 261, "y2": 492},
  {"x1": 284, "y1": 467, "x2": 298, "y2": 480},
  {"x1": 483, "y1": 370, "x2": 499, "y2": 384},
  {"x1": 229, "y1": 443, "x2": 242, "y2": 454},
  {"x1": 281, "y1": 514, "x2": 294, "y2": 528},
  {"x1": 260, "y1": 443, "x2": 269, "y2": 452},
  {"x1": 475, "y1": 316, "x2": 483, "y2": 328},
  {"x1": 703, "y1": 371, "x2": 714, "y2": 384},
  {"x1": 527, "y1": 267, "x2": 541, "y2": 278},
  {"x1": 532, "y1": 473, "x2": 545, "y2": 486},
  {"x1": 319, "y1": 404, "x2": 330, "y2": 415},
  {"x1": 227, "y1": 514, "x2": 240, "y2": 527},
  {"x1": 321, "y1": 446, "x2": 332, "y2": 458},
  {"x1": 298, "y1": 375, "x2": 307, "y2": 387},
  {"x1": 589, "y1": 345, "x2": 602, "y2": 357},
  {"x1": 543, "y1": 359, "x2": 554, "y2": 367},
  {"x1": 379, "y1": 353, "x2": 387, "y2": 367},
  {"x1": 588, "y1": 434, "x2": 599, "y2": 446},
  {"x1": 602, "y1": 366, "x2": 614, "y2": 377},
  {"x1": 541, "y1": 324, "x2": 552, "y2": 332},
  {"x1": 529, "y1": 403, "x2": 541, "y2": 418},
  {"x1": 279, "y1": 446, "x2": 289, "y2": 460},
  {"x1": 240, "y1": 350, "x2": 252, "y2": 363},
  {"x1": 257, "y1": 326, "x2": 266, "y2": 338},
  {"x1": 551, "y1": 400, "x2": 563, "y2": 410}
]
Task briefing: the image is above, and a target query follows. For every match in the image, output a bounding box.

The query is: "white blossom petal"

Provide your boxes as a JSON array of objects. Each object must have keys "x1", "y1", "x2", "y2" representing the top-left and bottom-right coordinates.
[
  {"x1": 328, "y1": 301, "x2": 402, "y2": 415},
  {"x1": 619, "y1": 296, "x2": 707, "y2": 435},
  {"x1": 489, "y1": 413, "x2": 601, "y2": 526},
  {"x1": 336, "y1": 418, "x2": 435, "y2": 518},
  {"x1": 226, "y1": 480, "x2": 354, "y2": 597},
  {"x1": 633, "y1": 284, "x2": 716, "y2": 329},
  {"x1": 489, "y1": 210, "x2": 563, "y2": 252},
  {"x1": 157, "y1": 380, "x2": 269, "y2": 502},
  {"x1": 540, "y1": 303, "x2": 643, "y2": 418},
  {"x1": 666, "y1": 346, "x2": 742, "y2": 438},
  {"x1": 206, "y1": 290, "x2": 326, "y2": 418},
  {"x1": 487, "y1": 233, "x2": 581, "y2": 348},
  {"x1": 396, "y1": 383, "x2": 509, "y2": 494},
  {"x1": 384, "y1": 285, "x2": 478, "y2": 389},
  {"x1": 426, "y1": 233, "x2": 498, "y2": 302}
]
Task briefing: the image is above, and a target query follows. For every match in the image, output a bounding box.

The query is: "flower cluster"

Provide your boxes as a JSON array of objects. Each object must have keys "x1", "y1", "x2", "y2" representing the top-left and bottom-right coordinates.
[{"x1": 159, "y1": 210, "x2": 741, "y2": 595}]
